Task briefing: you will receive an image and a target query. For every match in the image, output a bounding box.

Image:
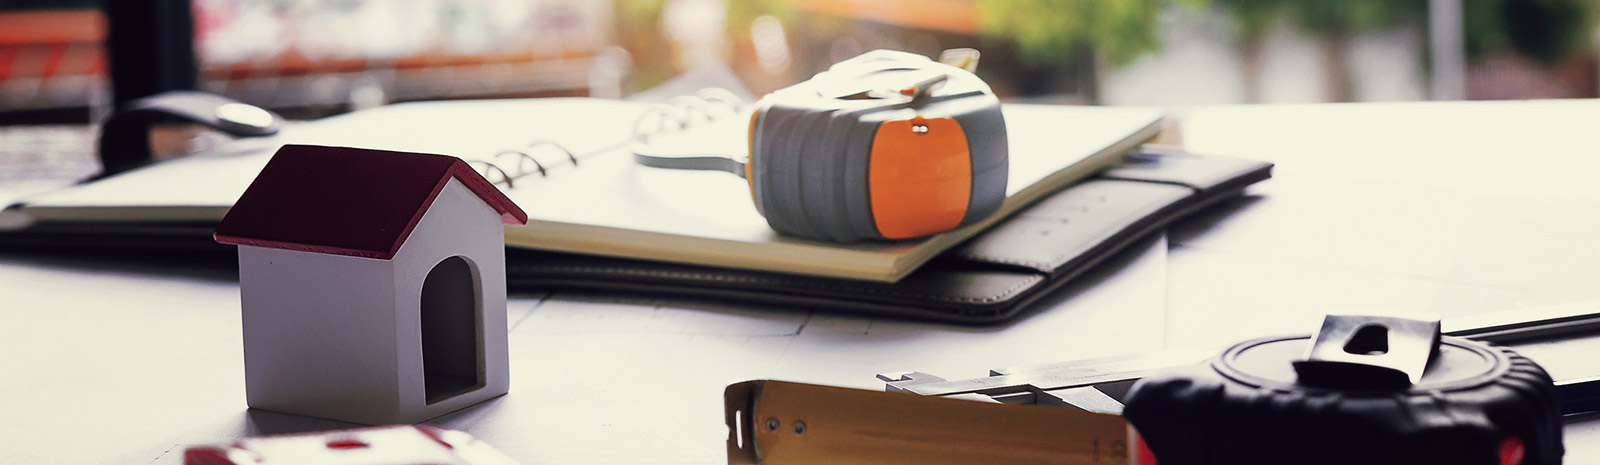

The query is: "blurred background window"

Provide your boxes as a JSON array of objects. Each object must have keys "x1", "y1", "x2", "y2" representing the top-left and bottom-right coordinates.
[
  {"x1": 0, "y1": 0, "x2": 1596, "y2": 117},
  {"x1": 190, "y1": 0, "x2": 617, "y2": 114},
  {"x1": 0, "y1": 0, "x2": 105, "y2": 122}
]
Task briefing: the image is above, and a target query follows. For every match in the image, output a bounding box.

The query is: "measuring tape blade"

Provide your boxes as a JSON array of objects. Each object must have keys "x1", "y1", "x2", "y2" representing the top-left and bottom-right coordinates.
[{"x1": 726, "y1": 380, "x2": 1139, "y2": 465}]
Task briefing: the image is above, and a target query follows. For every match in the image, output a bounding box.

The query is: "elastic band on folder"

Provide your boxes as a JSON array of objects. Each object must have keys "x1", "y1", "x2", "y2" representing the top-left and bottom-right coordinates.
[
  {"x1": 667, "y1": 95, "x2": 714, "y2": 125},
  {"x1": 631, "y1": 89, "x2": 750, "y2": 143},
  {"x1": 632, "y1": 152, "x2": 748, "y2": 179},
  {"x1": 470, "y1": 88, "x2": 748, "y2": 187},
  {"x1": 627, "y1": 88, "x2": 751, "y2": 176},
  {"x1": 695, "y1": 88, "x2": 744, "y2": 113}
]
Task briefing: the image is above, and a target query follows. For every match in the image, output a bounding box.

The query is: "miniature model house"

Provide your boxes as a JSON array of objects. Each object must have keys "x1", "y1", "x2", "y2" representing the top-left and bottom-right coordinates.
[{"x1": 214, "y1": 144, "x2": 528, "y2": 425}]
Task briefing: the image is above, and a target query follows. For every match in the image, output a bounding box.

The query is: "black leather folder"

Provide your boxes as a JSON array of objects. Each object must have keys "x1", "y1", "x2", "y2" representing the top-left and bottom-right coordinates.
[{"x1": 503, "y1": 148, "x2": 1272, "y2": 324}]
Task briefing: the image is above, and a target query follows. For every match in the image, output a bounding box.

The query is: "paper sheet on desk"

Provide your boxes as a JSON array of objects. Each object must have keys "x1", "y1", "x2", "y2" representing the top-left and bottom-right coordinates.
[
  {"x1": 124, "y1": 236, "x2": 1168, "y2": 465},
  {"x1": 1165, "y1": 101, "x2": 1600, "y2": 348},
  {"x1": 417, "y1": 235, "x2": 1169, "y2": 465}
]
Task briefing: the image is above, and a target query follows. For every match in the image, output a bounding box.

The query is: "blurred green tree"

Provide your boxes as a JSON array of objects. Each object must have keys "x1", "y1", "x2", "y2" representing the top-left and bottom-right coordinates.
[
  {"x1": 975, "y1": 0, "x2": 1166, "y2": 67},
  {"x1": 1287, "y1": 0, "x2": 1426, "y2": 101},
  {"x1": 1194, "y1": 0, "x2": 1287, "y2": 102},
  {"x1": 725, "y1": 0, "x2": 794, "y2": 29},
  {"x1": 975, "y1": 0, "x2": 1165, "y2": 102},
  {"x1": 1202, "y1": 0, "x2": 1597, "y2": 101},
  {"x1": 1199, "y1": 0, "x2": 1425, "y2": 101},
  {"x1": 613, "y1": 0, "x2": 672, "y2": 90},
  {"x1": 1464, "y1": 0, "x2": 1599, "y2": 65},
  {"x1": 616, "y1": 0, "x2": 797, "y2": 91}
]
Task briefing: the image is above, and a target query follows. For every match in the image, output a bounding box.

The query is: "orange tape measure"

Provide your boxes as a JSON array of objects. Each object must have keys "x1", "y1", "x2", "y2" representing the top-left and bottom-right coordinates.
[{"x1": 634, "y1": 49, "x2": 1007, "y2": 243}]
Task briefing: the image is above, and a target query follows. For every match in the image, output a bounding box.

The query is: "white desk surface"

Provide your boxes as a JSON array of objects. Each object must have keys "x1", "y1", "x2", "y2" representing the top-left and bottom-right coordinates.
[{"x1": 4, "y1": 99, "x2": 1600, "y2": 464}]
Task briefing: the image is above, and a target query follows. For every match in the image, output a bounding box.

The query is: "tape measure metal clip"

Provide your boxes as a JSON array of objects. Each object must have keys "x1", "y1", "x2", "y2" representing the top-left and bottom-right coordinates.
[{"x1": 1291, "y1": 313, "x2": 1441, "y2": 388}]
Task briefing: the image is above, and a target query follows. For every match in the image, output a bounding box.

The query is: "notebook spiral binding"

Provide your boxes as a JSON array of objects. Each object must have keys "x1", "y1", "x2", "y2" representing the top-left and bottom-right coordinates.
[{"x1": 466, "y1": 88, "x2": 747, "y2": 189}]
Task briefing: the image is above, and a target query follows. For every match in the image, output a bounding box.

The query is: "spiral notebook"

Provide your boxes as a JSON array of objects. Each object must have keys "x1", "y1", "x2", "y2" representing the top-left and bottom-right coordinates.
[{"x1": 11, "y1": 94, "x2": 1163, "y2": 282}]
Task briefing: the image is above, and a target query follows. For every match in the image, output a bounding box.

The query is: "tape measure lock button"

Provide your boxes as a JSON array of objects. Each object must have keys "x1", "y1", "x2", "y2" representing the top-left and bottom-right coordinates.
[{"x1": 908, "y1": 116, "x2": 930, "y2": 135}]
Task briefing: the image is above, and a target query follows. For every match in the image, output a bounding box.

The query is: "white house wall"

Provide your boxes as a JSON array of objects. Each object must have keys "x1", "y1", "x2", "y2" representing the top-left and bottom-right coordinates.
[
  {"x1": 237, "y1": 244, "x2": 400, "y2": 424},
  {"x1": 390, "y1": 177, "x2": 512, "y2": 423}
]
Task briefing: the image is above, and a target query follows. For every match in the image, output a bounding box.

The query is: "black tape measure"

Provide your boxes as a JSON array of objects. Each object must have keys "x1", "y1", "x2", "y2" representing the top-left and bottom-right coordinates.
[{"x1": 1123, "y1": 314, "x2": 1563, "y2": 465}]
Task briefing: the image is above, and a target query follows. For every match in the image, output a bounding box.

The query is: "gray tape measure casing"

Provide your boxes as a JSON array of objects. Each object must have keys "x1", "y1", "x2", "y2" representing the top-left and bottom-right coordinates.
[{"x1": 748, "y1": 50, "x2": 1007, "y2": 243}]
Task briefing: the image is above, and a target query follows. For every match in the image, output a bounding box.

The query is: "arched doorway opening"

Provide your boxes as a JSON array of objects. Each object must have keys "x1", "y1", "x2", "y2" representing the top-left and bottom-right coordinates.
[{"x1": 420, "y1": 255, "x2": 484, "y2": 404}]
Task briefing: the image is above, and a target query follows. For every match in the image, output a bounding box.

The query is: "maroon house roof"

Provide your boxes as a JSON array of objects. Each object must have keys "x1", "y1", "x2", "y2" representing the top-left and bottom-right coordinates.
[{"x1": 214, "y1": 144, "x2": 528, "y2": 260}]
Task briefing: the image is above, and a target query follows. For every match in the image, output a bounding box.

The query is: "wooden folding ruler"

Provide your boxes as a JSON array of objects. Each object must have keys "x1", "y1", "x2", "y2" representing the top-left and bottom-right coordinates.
[{"x1": 724, "y1": 305, "x2": 1600, "y2": 465}]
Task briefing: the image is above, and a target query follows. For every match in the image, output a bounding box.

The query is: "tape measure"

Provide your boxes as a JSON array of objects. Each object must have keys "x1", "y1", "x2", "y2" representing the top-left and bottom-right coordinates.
[
  {"x1": 634, "y1": 49, "x2": 1007, "y2": 243},
  {"x1": 1122, "y1": 314, "x2": 1563, "y2": 465}
]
